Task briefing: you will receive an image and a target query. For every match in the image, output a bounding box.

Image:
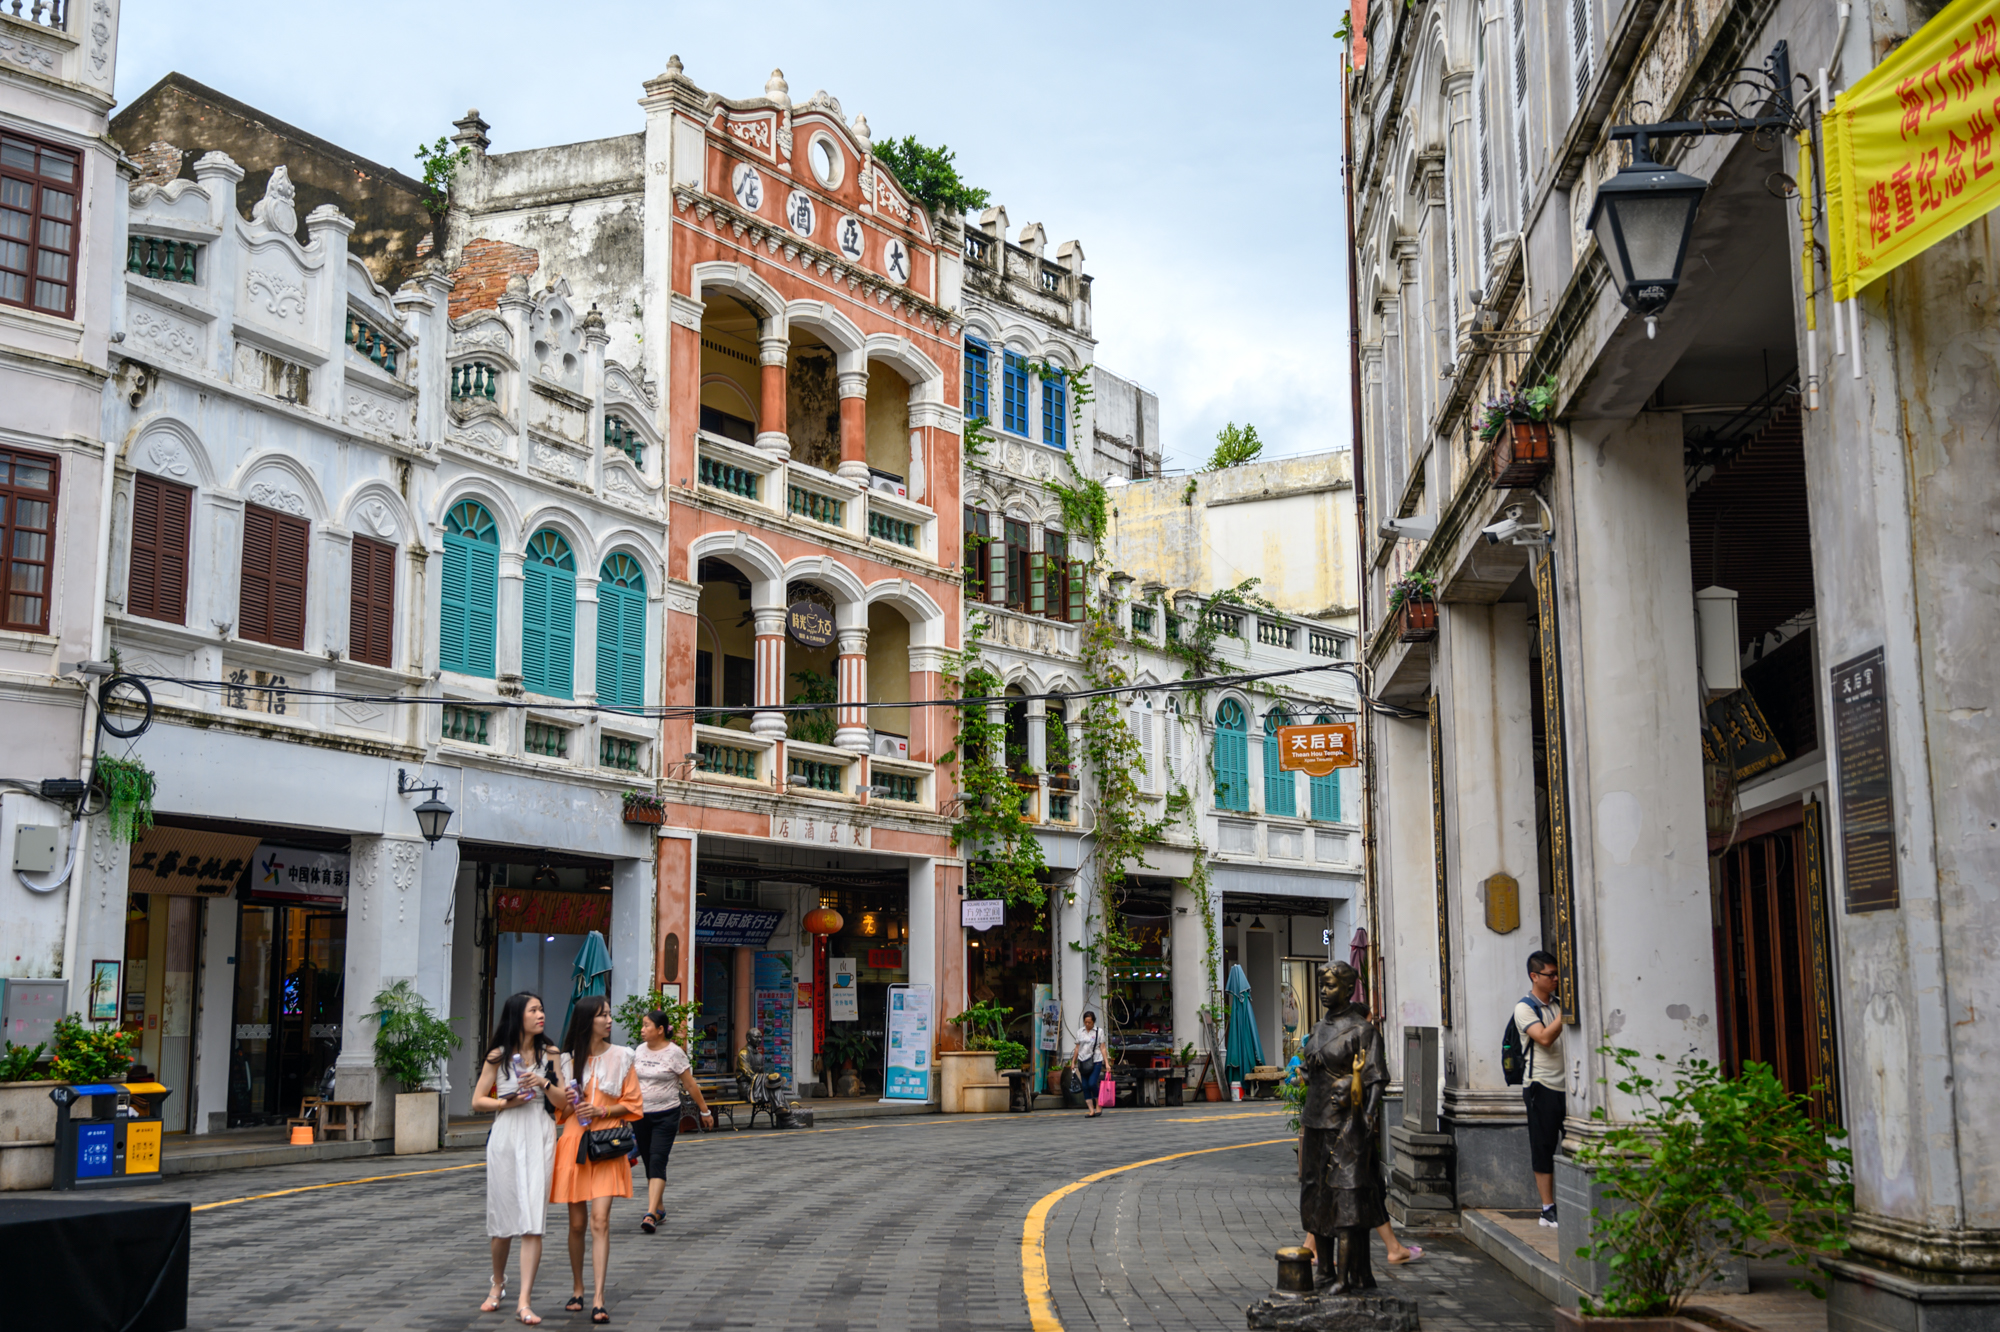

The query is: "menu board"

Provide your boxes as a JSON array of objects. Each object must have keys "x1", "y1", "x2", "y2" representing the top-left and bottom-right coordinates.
[
  {"x1": 883, "y1": 983, "x2": 932, "y2": 1101},
  {"x1": 1832, "y1": 648, "x2": 1899, "y2": 913}
]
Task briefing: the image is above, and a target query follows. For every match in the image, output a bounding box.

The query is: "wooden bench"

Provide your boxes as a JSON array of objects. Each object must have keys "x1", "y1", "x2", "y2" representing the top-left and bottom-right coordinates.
[{"x1": 292, "y1": 1097, "x2": 369, "y2": 1142}]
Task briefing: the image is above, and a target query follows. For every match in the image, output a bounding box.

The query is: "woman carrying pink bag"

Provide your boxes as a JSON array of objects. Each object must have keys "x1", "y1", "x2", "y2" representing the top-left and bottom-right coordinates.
[{"x1": 1071, "y1": 1011, "x2": 1111, "y2": 1118}]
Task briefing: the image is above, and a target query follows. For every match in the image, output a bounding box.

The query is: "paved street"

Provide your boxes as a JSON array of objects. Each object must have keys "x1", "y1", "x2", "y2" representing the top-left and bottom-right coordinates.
[{"x1": 142, "y1": 1104, "x2": 1549, "y2": 1331}]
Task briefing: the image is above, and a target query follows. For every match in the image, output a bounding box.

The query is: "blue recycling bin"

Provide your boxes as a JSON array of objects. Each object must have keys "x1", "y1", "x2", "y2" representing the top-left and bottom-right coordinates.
[{"x1": 50, "y1": 1083, "x2": 171, "y2": 1191}]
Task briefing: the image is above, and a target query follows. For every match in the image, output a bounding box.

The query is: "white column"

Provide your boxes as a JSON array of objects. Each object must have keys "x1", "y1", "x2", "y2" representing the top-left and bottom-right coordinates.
[
  {"x1": 446, "y1": 864, "x2": 480, "y2": 1118},
  {"x1": 496, "y1": 550, "x2": 525, "y2": 687},
  {"x1": 1376, "y1": 711, "x2": 1441, "y2": 1063},
  {"x1": 336, "y1": 834, "x2": 435, "y2": 1139},
  {"x1": 608, "y1": 856, "x2": 655, "y2": 1009},
  {"x1": 574, "y1": 576, "x2": 601, "y2": 704}
]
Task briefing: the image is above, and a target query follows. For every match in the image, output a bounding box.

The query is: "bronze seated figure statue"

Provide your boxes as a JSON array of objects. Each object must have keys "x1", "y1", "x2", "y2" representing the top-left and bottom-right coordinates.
[{"x1": 735, "y1": 1027, "x2": 797, "y2": 1126}]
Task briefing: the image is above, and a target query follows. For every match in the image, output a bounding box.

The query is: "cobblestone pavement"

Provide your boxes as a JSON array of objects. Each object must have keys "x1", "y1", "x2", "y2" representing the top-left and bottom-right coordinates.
[{"x1": 136, "y1": 1104, "x2": 1549, "y2": 1331}]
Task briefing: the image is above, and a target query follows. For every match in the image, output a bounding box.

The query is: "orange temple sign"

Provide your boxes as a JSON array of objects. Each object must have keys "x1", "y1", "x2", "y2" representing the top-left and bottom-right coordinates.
[{"x1": 1277, "y1": 723, "x2": 1357, "y2": 776}]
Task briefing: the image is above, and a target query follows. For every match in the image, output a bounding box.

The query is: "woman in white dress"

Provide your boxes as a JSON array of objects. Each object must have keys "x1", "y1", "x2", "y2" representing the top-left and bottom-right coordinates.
[{"x1": 471, "y1": 991, "x2": 561, "y2": 1325}]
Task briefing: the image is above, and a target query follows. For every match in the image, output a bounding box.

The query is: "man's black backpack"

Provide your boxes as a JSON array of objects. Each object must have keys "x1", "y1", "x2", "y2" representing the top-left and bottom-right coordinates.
[{"x1": 1500, "y1": 995, "x2": 1544, "y2": 1086}]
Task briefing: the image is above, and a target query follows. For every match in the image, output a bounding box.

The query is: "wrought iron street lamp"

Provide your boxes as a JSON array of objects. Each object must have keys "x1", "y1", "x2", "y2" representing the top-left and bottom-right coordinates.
[
  {"x1": 398, "y1": 767, "x2": 455, "y2": 845},
  {"x1": 1590, "y1": 41, "x2": 1802, "y2": 337}
]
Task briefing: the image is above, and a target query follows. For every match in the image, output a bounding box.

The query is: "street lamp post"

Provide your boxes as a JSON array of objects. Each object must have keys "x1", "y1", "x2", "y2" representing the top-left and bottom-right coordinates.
[{"x1": 397, "y1": 768, "x2": 455, "y2": 845}]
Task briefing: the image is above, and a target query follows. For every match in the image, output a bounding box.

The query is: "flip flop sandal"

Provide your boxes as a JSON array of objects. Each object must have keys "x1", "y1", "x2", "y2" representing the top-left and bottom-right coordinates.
[
  {"x1": 565, "y1": 1296, "x2": 585, "y2": 1312},
  {"x1": 1389, "y1": 1245, "x2": 1425, "y2": 1265},
  {"x1": 640, "y1": 1212, "x2": 658, "y2": 1234},
  {"x1": 593, "y1": 1307, "x2": 611, "y2": 1324}
]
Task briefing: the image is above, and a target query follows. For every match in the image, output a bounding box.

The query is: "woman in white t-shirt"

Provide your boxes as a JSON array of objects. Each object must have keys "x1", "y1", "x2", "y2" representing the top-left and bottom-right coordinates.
[
  {"x1": 1070, "y1": 1010, "x2": 1107, "y2": 1118},
  {"x1": 631, "y1": 1010, "x2": 712, "y2": 1235}
]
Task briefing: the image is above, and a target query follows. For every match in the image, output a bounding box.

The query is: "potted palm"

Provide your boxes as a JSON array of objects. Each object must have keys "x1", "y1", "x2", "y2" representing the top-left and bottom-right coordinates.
[
  {"x1": 1481, "y1": 374, "x2": 1558, "y2": 488},
  {"x1": 371, "y1": 981, "x2": 462, "y2": 1154},
  {"x1": 1387, "y1": 570, "x2": 1439, "y2": 643},
  {"x1": 1560, "y1": 1047, "x2": 1852, "y2": 1329}
]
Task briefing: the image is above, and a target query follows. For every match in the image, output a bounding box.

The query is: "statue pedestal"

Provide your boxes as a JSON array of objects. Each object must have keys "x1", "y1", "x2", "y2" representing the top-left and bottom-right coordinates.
[{"x1": 1246, "y1": 1293, "x2": 1421, "y2": 1331}]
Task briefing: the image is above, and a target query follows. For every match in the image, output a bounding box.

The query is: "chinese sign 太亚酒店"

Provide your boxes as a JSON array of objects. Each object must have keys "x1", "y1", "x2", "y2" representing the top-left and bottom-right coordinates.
[{"x1": 1824, "y1": 0, "x2": 2000, "y2": 297}]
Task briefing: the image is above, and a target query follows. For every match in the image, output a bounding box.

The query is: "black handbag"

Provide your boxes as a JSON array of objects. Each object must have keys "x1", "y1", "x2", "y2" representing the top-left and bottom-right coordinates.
[{"x1": 578, "y1": 1122, "x2": 636, "y2": 1164}]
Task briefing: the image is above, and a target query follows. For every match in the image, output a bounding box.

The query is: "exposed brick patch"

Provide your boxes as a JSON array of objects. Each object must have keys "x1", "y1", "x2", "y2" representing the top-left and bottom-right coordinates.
[
  {"x1": 414, "y1": 234, "x2": 434, "y2": 259},
  {"x1": 448, "y1": 237, "x2": 539, "y2": 319},
  {"x1": 133, "y1": 140, "x2": 184, "y2": 187}
]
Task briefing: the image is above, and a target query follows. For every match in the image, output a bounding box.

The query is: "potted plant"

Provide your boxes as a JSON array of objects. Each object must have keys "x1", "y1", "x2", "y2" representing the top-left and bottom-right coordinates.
[
  {"x1": 621, "y1": 789, "x2": 665, "y2": 825},
  {"x1": 371, "y1": 981, "x2": 462, "y2": 1154},
  {"x1": 940, "y1": 1000, "x2": 1013, "y2": 1113},
  {"x1": 825, "y1": 1029, "x2": 879, "y2": 1097},
  {"x1": 94, "y1": 753, "x2": 157, "y2": 843},
  {"x1": 1386, "y1": 570, "x2": 1439, "y2": 643},
  {"x1": 1561, "y1": 1047, "x2": 1852, "y2": 1328},
  {"x1": 1480, "y1": 374, "x2": 1558, "y2": 488},
  {"x1": 1166, "y1": 1042, "x2": 1197, "y2": 1106},
  {"x1": 0, "y1": 1040, "x2": 57, "y2": 1191}
]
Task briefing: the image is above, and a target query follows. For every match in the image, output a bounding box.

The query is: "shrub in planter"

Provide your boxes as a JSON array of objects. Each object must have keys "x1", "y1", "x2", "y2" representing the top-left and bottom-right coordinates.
[
  {"x1": 94, "y1": 754, "x2": 157, "y2": 844},
  {"x1": 988, "y1": 1039, "x2": 1030, "y2": 1073},
  {"x1": 621, "y1": 790, "x2": 665, "y2": 824},
  {"x1": 1387, "y1": 571, "x2": 1439, "y2": 643},
  {"x1": 1480, "y1": 376, "x2": 1559, "y2": 489},
  {"x1": 370, "y1": 981, "x2": 461, "y2": 1091},
  {"x1": 51, "y1": 1015, "x2": 133, "y2": 1084},
  {"x1": 0, "y1": 1042, "x2": 49, "y2": 1083},
  {"x1": 1574, "y1": 1046, "x2": 1852, "y2": 1319}
]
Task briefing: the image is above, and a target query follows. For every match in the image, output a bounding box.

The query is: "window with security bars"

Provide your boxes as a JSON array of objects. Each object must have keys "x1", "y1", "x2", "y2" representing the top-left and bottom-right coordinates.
[
  {"x1": 1, "y1": 448, "x2": 57, "y2": 633},
  {"x1": 240, "y1": 503, "x2": 310, "y2": 650},
  {"x1": 1, "y1": 133, "x2": 81, "y2": 318},
  {"x1": 349, "y1": 535, "x2": 395, "y2": 667},
  {"x1": 129, "y1": 473, "x2": 191, "y2": 625}
]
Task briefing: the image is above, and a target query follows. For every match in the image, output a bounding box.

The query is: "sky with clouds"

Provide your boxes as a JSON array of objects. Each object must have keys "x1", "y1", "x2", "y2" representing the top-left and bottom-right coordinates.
[{"x1": 116, "y1": 1, "x2": 1351, "y2": 471}]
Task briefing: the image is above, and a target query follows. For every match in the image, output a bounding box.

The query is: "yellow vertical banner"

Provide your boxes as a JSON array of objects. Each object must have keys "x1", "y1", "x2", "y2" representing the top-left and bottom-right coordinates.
[{"x1": 1825, "y1": 0, "x2": 2000, "y2": 298}]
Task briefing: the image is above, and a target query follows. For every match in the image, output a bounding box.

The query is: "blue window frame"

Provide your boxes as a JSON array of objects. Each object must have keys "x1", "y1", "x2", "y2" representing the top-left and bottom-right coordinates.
[
  {"x1": 1042, "y1": 367, "x2": 1067, "y2": 450},
  {"x1": 1001, "y1": 350, "x2": 1029, "y2": 435},
  {"x1": 521, "y1": 529, "x2": 576, "y2": 699},
  {"x1": 440, "y1": 500, "x2": 498, "y2": 677},
  {"x1": 963, "y1": 338, "x2": 991, "y2": 423},
  {"x1": 1263, "y1": 705, "x2": 1296, "y2": 817},
  {"x1": 1214, "y1": 698, "x2": 1249, "y2": 811},
  {"x1": 1309, "y1": 712, "x2": 1341, "y2": 820},
  {"x1": 596, "y1": 552, "x2": 647, "y2": 710}
]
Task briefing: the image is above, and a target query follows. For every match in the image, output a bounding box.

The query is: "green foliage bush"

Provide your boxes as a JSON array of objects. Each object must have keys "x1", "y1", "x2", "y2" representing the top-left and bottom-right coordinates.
[
  {"x1": 613, "y1": 989, "x2": 703, "y2": 1047},
  {"x1": 51, "y1": 1015, "x2": 133, "y2": 1084},
  {"x1": 370, "y1": 981, "x2": 461, "y2": 1091},
  {"x1": 1205, "y1": 421, "x2": 1263, "y2": 471},
  {"x1": 870, "y1": 137, "x2": 989, "y2": 218},
  {"x1": 0, "y1": 1041, "x2": 49, "y2": 1082},
  {"x1": 1577, "y1": 1047, "x2": 1852, "y2": 1317}
]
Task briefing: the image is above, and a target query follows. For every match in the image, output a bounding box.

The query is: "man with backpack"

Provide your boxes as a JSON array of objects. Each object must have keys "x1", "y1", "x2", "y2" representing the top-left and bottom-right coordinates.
[{"x1": 1505, "y1": 950, "x2": 1565, "y2": 1227}]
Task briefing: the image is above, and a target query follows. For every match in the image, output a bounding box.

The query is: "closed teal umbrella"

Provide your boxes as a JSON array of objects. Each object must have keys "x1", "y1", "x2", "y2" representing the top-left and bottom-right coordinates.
[
  {"x1": 564, "y1": 929, "x2": 613, "y2": 1037},
  {"x1": 1224, "y1": 963, "x2": 1265, "y2": 1085}
]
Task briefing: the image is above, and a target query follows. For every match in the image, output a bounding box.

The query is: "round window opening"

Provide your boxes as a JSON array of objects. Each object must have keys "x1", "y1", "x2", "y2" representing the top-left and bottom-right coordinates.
[{"x1": 811, "y1": 136, "x2": 842, "y2": 187}]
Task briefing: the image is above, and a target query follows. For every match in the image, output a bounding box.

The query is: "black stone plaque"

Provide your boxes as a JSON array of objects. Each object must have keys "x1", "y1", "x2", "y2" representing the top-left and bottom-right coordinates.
[{"x1": 1832, "y1": 648, "x2": 1898, "y2": 913}]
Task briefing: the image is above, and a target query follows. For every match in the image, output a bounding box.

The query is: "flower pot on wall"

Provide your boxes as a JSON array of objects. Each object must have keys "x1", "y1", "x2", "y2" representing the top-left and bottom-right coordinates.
[
  {"x1": 1492, "y1": 419, "x2": 1553, "y2": 488},
  {"x1": 394, "y1": 1090, "x2": 440, "y2": 1155},
  {"x1": 622, "y1": 800, "x2": 665, "y2": 826},
  {"x1": 1397, "y1": 598, "x2": 1439, "y2": 643}
]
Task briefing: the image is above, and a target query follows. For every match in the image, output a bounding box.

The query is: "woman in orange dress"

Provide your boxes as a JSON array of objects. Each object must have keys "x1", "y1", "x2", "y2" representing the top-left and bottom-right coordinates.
[{"x1": 549, "y1": 995, "x2": 641, "y2": 1325}]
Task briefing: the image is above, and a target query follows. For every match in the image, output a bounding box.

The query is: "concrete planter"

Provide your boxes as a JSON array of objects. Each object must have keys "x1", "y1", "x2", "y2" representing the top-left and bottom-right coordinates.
[
  {"x1": 937, "y1": 1050, "x2": 1008, "y2": 1114},
  {"x1": 393, "y1": 1090, "x2": 440, "y2": 1155},
  {"x1": 1552, "y1": 1308, "x2": 1708, "y2": 1332},
  {"x1": 0, "y1": 1080, "x2": 64, "y2": 1191}
]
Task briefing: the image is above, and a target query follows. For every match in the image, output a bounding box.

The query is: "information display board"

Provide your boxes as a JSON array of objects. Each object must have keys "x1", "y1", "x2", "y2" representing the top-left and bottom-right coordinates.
[
  {"x1": 1832, "y1": 648, "x2": 1899, "y2": 913},
  {"x1": 752, "y1": 951, "x2": 794, "y2": 1075},
  {"x1": 882, "y1": 983, "x2": 932, "y2": 1101},
  {"x1": 828, "y1": 958, "x2": 858, "y2": 1021}
]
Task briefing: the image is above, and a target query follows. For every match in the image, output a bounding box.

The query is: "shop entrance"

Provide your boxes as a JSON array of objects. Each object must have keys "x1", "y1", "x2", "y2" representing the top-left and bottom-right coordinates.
[
  {"x1": 469, "y1": 852, "x2": 615, "y2": 1056},
  {"x1": 228, "y1": 905, "x2": 346, "y2": 1126},
  {"x1": 121, "y1": 893, "x2": 200, "y2": 1132}
]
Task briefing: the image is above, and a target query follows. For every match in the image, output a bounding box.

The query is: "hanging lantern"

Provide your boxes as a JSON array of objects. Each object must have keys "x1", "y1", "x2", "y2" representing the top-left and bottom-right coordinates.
[{"x1": 803, "y1": 906, "x2": 845, "y2": 936}]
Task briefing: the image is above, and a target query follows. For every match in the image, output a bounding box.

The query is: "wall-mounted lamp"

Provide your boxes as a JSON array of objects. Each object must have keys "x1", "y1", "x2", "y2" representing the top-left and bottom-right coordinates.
[{"x1": 397, "y1": 768, "x2": 455, "y2": 845}]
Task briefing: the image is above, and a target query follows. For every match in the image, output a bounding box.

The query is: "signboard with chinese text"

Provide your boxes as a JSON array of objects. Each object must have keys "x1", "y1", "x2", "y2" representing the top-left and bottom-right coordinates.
[
  {"x1": 883, "y1": 983, "x2": 932, "y2": 1101},
  {"x1": 828, "y1": 958, "x2": 858, "y2": 1021},
  {"x1": 1277, "y1": 723, "x2": 1357, "y2": 776},
  {"x1": 126, "y1": 826, "x2": 260, "y2": 897},
  {"x1": 961, "y1": 899, "x2": 1005, "y2": 932},
  {"x1": 1701, "y1": 688, "x2": 1789, "y2": 781},
  {"x1": 495, "y1": 889, "x2": 612, "y2": 936},
  {"x1": 1832, "y1": 648, "x2": 1900, "y2": 912},
  {"x1": 695, "y1": 907, "x2": 785, "y2": 948},
  {"x1": 774, "y1": 815, "x2": 867, "y2": 848},
  {"x1": 787, "y1": 600, "x2": 835, "y2": 648},
  {"x1": 753, "y1": 951, "x2": 794, "y2": 1074},
  {"x1": 252, "y1": 844, "x2": 351, "y2": 903},
  {"x1": 1824, "y1": 0, "x2": 2000, "y2": 297}
]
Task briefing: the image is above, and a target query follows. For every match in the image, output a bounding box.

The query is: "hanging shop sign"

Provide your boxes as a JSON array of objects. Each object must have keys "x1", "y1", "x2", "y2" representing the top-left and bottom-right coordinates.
[
  {"x1": 1824, "y1": 0, "x2": 2000, "y2": 298},
  {"x1": 251, "y1": 844, "x2": 351, "y2": 903},
  {"x1": 787, "y1": 600, "x2": 835, "y2": 648},
  {"x1": 828, "y1": 958, "x2": 858, "y2": 1021},
  {"x1": 961, "y1": 899, "x2": 1005, "y2": 932},
  {"x1": 496, "y1": 889, "x2": 612, "y2": 936},
  {"x1": 883, "y1": 983, "x2": 933, "y2": 1100},
  {"x1": 1277, "y1": 723, "x2": 1357, "y2": 775},
  {"x1": 126, "y1": 826, "x2": 261, "y2": 897},
  {"x1": 695, "y1": 907, "x2": 786, "y2": 948},
  {"x1": 1701, "y1": 688, "x2": 1789, "y2": 782}
]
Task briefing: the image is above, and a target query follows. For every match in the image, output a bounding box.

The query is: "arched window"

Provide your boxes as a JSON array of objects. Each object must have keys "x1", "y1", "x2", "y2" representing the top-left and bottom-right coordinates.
[
  {"x1": 1309, "y1": 712, "x2": 1342, "y2": 822},
  {"x1": 1214, "y1": 698, "x2": 1249, "y2": 812},
  {"x1": 521, "y1": 528, "x2": 576, "y2": 698},
  {"x1": 1263, "y1": 704, "x2": 1296, "y2": 818},
  {"x1": 441, "y1": 500, "x2": 498, "y2": 677},
  {"x1": 596, "y1": 552, "x2": 647, "y2": 710}
]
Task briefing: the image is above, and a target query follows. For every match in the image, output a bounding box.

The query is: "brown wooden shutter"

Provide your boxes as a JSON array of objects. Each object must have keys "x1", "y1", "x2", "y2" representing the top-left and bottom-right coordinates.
[
  {"x1": 128, "y1": 473, "x2": 190, "y2": 624},
  {"x1": 240, "y1": 503, "x2": 309, "y2": 649},
  {"x1": 349, "y1": 535, "x2": 395, "y2": 666}
]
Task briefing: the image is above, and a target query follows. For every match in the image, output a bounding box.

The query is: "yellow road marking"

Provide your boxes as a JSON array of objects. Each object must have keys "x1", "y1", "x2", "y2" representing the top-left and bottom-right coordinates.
[
  {"x1": 1021, "y1": 1137, "x2": 1292, "y2": 1332},
  {"x1": 1160, "y1": 1110, "x2": 1286, "y2": 1122},
  {"x1": 191, "y1": 1161, "x2": 487, "y2": 1211}
]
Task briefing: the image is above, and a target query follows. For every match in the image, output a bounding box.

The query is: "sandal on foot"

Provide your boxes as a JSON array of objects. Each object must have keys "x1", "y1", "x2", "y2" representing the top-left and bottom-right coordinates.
[
  {"x1": 565, "y1": 1295, "x2": 585, "y2": 1312},
  {"x1": 1388, "y1": 1245, "x2": 1425, "y2": 1265},
  {"x1": 481, "y1": 1285, "x2": 506, "y2": 1313},
  {"x1": 592, "y1": 1307, "x2": 611, "y2": 1324},
  {"x1": 515, "y1": 1310, "x2": 541, "y2": 1327},
  {"x1": 640, "y1": 1211, "x2": 657, "y2": 1234}
]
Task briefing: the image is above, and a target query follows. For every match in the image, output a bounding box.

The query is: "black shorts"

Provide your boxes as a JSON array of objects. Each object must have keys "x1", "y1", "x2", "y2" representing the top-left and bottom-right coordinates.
[
  {"x1": 1523, "y1": 1083, "x2": 1565, "y2": 1174},
  {"x1": 634, "y1": 1109, "x2": 680, "y2": 1181}
]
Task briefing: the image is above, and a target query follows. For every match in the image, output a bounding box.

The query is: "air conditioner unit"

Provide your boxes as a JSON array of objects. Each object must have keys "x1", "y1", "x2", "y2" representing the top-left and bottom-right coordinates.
[
  {"x1": 872, "y1": 730, "x2": 909, "y2": 760},
  {"x1": 868, "y1": 469, "x2": 907, "y2": 498}
]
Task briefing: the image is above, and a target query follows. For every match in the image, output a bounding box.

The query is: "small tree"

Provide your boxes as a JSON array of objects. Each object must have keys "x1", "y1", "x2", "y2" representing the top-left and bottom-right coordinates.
[
  {"x1": 871, "y1": 136, "x2": 989, "y2": 219},
  {"x1": 414, "y1": 136, "x2": 472, "y2": 250},
  {"x1": 1576, "y1": 1047, "x2": 1852, "y2": 1317},
  {"x1": 1205, "y1": 422, "x2": 1263, "y2": 471},
  {"x1": 613, "y1": 988, "x2": 702, "y2": 1047},
  {"x1": 371, "y1": 981, "x2": 461, "y2": 1092}
]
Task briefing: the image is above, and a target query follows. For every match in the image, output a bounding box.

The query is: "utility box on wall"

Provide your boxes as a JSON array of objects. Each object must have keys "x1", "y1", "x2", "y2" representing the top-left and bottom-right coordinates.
[{"x1": 11, "y1": 824, "x2": 60, "y2": 874}]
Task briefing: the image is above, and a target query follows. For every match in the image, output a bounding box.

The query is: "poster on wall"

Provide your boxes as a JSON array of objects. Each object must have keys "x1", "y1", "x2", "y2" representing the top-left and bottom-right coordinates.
[
  {"x1": 828, "y1": 958, "x2": 858, "y2": 1021},
  {"x1": 752, "y1": 951, "x2": 794, "y2": 1075},
  {"x1": 882, "y1": 983, "x2": 932, "y2": 1101}
]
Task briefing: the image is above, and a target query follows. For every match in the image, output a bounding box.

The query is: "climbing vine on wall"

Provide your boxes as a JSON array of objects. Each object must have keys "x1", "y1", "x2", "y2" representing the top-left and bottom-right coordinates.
[{"x1": 942, "y1": 607, "x2": 1048, "y2": 909}]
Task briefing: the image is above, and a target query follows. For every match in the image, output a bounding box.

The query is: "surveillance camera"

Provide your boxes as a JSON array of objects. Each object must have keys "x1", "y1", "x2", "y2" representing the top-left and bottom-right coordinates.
[
  {"x1": 1481, "y1": 505, "x2": 1545, "y2": 546},
  {"x1": 1378, "y1": 516, "x2": 1437, "y2": 541}
]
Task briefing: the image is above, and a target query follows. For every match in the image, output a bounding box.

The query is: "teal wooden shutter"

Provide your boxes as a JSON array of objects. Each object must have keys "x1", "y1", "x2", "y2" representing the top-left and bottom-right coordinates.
[
  {"x1": 1263, "y1": 707, "x2": 1295, "y2": 817},
  {"x1": 619, "y1": 574, "x2": 645, "y2": 706},
  {"x1": 441, "y1": 501, "x2": 498, "y2": 677},
  {"x1": 1309, "y1": 713, "x2": 1340, "y2": 820},
  {"x1": 594, "y1": 555, "x2": 647, "y2": 710},
  {"x1": 521, "y1": 563, "x2": 549, "y2": 691},
  {"x1": 1215, "y1": 700, "x2": 1248, "y2": 811},
  {"x1": 595, "y1": 581, "x2": 624, "y2": 706},
  {"x1": 547, "y1": 566, "x2": 575, "y2": 698},
  {"x1": 522, "y1": 530, "x2": 575, "y2": 698}
]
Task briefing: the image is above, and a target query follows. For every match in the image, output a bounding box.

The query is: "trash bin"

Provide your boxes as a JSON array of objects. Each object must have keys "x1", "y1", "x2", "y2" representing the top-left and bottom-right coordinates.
[{"x1": 50, "y1": 1082, "x2": 172, "y2": 1191}]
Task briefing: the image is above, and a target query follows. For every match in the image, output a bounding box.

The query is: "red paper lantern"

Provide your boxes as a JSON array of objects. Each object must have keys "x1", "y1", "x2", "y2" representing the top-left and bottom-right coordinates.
[{"x1": 803, "y1": 907, "x2": 844, "y2": 936}]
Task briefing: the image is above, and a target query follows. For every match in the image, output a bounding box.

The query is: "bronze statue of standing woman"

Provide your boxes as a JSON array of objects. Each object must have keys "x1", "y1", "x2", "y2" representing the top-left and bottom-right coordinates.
[{"x1": 1299, "y1": 960, "x2": 1389, "y2": 1293}]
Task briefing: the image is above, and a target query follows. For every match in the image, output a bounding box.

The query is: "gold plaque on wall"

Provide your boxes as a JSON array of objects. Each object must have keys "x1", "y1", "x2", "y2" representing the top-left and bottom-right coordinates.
[{"x1": 1484, "y1": 873, "x2": 1521, "y2": 934}]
